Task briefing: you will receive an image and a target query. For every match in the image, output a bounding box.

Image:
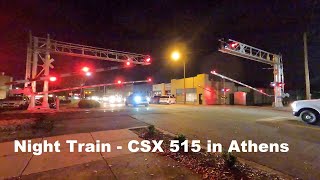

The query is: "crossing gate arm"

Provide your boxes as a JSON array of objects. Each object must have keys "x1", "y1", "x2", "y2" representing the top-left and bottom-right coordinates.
[
  {"x1": 37, "y1": 80, "x2": 149, "y2": 95},
  {"x1": 211, "y1": 70, "x2": 272, "y2": 97}
]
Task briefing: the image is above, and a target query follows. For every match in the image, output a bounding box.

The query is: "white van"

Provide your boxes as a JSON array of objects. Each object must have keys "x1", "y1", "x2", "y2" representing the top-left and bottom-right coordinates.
[{"x1": 159, "y1": 95, "x2": 176, "y2": 104}]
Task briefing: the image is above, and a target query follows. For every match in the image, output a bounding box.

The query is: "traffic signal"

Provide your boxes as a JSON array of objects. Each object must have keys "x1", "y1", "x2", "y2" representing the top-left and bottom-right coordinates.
[{"x1": 49, "y1": 76, "x2": 57, "y2": 82}]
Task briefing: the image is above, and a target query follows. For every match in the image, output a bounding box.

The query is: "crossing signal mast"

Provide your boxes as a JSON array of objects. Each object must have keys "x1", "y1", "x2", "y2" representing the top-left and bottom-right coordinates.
[
  {"x1": 24, "y1": 33, "x2": 151, "y2": 110},
  {"x1": 219, "y1": 39, "x2": 285, "y2": 108}
]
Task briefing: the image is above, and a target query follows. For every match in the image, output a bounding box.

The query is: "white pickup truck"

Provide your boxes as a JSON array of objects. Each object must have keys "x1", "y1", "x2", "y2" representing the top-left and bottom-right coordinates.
[{"x1": 291, "y1": 99, "x2": 320, "y2": 124}]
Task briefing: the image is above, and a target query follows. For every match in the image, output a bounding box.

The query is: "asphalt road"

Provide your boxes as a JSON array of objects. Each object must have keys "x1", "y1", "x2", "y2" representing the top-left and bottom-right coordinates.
[
  {"x1": 125, "y1": 104, "x2": 319, "y2": 180},
  {"x1": 5, "y1": 104, "x2": 318, "y2": 179}
]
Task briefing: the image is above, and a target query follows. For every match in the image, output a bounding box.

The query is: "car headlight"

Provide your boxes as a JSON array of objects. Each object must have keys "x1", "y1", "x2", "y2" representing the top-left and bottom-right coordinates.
[
  {"x1": 134, "y1": 96, "x2": 141, "y2": 103},
  {"x1": 146, "y1": 97, "x2": 150, "y2": 102},
  {"x1": 92, "y1": 96, "x2": 99, "y2": 101},
  {"x1": 109, "y1": 96, "x2": 116, "y2": 103},
  {"x1": 116, "y1": 97, "x2": 122, "y2": 103},
  {"x1": 290, "y1": 102, "x2": 296, "y2": 109}
]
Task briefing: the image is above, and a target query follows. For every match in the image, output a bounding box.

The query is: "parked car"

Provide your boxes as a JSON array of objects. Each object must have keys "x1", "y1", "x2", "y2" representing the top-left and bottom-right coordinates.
[
  {"x1": 36, "y1": 97, "x2": 57, "y2": 109},
  {"x1": 159, "y1": 95, "x2": 176, "y2": 104},
  {"x1": 291, "y1": 99, "x2": 320, "y2": 124},
  {"x1": 0, "y1": 96, "x2": 29, "y2": 109},
  {"x1": 150, "y1": 96, "x2": 161, "y2": 104},
  {"x1": 125, "y1": 94, "x2": 150, "y2": 107}
]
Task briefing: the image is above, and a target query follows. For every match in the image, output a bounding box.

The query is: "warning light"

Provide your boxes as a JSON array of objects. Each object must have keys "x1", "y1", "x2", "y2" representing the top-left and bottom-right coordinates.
[
  {"x1": 221, "y1": 88, "x2": 230, "y2": 92},
  {"x1": 49, "y1": 76, "x2": 57, "y2": 82},
  {"x1": 126, "y1": 61, "x2": 131, "y2": 66},
  {"x1": 230, "y1": 42, "x2": 238, "y2": 48},
  {"x1": 117, "y1": 80, "x2": 122, "y2": 84},
  {"x1": 270, "y1": 82, "x2": 276, "y2": 87},
  {"x1": 145, "y1": 56, "x2": 151, "y2": 63},
  {"x1": 82, "y1": 67, "x2": 90, "y2": 72},
  {"x1": 278, "y1": 83, "x2": 285, "y2": 87},
  {"x1": 147, "y1": 78, "x2": 152, "y2": 82}
]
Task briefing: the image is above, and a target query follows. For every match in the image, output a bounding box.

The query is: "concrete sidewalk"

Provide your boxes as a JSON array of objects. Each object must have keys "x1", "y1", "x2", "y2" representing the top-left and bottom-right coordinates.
[{"x1": 0, "y1": 129, "x2": 200, "y2": 179}]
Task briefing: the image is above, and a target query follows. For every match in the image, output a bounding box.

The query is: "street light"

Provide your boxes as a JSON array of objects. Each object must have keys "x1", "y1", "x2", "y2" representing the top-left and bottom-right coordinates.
[
  {"x1": 171, "y1": 51, "x2": 181, "y2": 61},
  {"x1": 171, "y1": 51, "x2": 186, "y2": 104}
]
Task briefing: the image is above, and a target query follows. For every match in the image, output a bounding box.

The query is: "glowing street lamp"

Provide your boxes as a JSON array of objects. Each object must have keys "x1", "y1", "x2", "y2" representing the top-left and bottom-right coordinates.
[
  {"x1": 171, "y1": 50, "x2": 186, "y2": 104},
  {"x1": 171, "y1": 51, "x2": 180, "y2": 61}
]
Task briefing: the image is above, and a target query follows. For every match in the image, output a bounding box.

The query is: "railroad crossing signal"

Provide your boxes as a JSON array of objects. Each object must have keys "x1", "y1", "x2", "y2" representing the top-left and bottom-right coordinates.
[
  {"x1": 219, "y1": 39, "x2": 284, "y2": 107},
  {"x1": 24, "y1": 33, "x2": 151, "y2": 110}
]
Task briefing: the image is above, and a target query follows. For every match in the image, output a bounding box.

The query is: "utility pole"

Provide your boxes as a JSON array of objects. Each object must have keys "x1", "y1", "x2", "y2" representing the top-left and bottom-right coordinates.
[
  {"x1": 303, "y1": 32, "x2": 311, "y2": 100},
  {"x1": 183, "y1": 60, "x2": 186, "y2": 104},
  {"x1": 222, "y1": 78, "x2": 226, "y2": 105}
]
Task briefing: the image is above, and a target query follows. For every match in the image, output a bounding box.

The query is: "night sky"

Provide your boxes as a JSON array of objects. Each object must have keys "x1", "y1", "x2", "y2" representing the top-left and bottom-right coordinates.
[{"x1": 0, "y1": 0, "x2": 319, "y2": 91}]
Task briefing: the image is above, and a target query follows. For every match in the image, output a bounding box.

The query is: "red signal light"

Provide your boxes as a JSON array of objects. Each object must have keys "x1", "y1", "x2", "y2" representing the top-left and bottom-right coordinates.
[
  {"x1": 82, "y1": 67, "x2": 90, "y2": 72},
  {"x1": 145, "y1": 56, "x2": 151, "y2": 63},
  {"x1": 117, "y1": 80, "x2": 122, "y2": 84},
  {"x1": 278, "y1": 83, "x2": 285, "y2": 87},
  {"x1": 49, "y1": 76, "x2": 57, "y2": 82},
  {"x1": 221, "y1": 88, "x2": 230, "y2": 92},
  {"x1": 147, "y1": 78, "x2": 152, "y2": 82},
  {"x1": 126, "y1": 61, "x2": 131, "y2": 66},
  {"x1": 230, "y1": 42, "x2": 238, "y2": 48}
]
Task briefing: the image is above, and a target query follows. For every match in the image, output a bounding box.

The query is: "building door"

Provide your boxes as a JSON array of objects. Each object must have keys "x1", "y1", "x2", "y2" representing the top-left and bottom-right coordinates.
[{"x1": 199, "y1": 93, "x2": 203, "y2": 105}]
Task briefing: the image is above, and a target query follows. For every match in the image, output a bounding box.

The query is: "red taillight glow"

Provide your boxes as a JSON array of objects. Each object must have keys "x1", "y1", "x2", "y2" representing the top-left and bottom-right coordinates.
[{"x1": 117, "y1": 80, "x2": 122, "y2": 84}]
